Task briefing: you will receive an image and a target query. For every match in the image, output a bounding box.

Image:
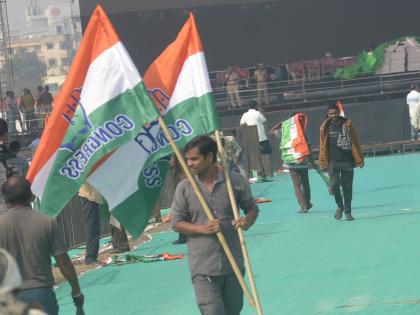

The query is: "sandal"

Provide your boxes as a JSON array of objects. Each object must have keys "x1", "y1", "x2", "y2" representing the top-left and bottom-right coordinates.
[
  {"x1": 334, "y1": 208, "x2": 343, "y2": 220},
  {"x1": 345, "y1": 212, "x2": 354, "y2": 221}
]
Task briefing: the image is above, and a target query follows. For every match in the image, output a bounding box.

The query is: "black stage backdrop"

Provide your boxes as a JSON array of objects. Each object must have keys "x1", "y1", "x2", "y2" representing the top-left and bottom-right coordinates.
[{"x1": 79, "y1": 0, "x2": 420, "y2": 73}]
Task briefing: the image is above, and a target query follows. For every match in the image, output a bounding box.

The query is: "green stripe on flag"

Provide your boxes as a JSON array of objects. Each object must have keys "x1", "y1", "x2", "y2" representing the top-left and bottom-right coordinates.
[
  {"x1": 112, "y1": 157, "x2": 171, "y2": 238},
  {"x1": 40, "y1": 82, "x2": 159, "y2": 216}
]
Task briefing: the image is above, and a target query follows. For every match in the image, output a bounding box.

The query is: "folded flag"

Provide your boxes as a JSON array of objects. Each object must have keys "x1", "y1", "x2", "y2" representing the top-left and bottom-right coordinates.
[{"x1": 280, "y1": 113, "x2": 310, "y2": 164}]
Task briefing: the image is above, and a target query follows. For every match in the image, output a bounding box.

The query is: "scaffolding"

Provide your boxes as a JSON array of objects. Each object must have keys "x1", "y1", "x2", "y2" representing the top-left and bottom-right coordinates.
[{"x1": 0, "y1": 0, "x2": 13, "y2": 96}]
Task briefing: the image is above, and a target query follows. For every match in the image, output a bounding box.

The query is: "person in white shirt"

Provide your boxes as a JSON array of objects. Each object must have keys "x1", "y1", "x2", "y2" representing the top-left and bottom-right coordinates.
[
  {"x1": 240, "y1": 101, "x2": 273, "y2": 178},
  {"x1": 406, "y1": 84, "x2": 420, "y2": 140}
]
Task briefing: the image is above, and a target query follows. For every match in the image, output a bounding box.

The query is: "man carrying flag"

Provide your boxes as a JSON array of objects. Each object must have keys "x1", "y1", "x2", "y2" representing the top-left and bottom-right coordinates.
[
  {"x1": 270, "y1": 112, "x2": 313, "y2": 213},
  {"x1": 26, "y1": 6, "x2": 159, "y2": 218},
  {"x1": 172, "y1": 136, "x2": 259, "y2": 315}
]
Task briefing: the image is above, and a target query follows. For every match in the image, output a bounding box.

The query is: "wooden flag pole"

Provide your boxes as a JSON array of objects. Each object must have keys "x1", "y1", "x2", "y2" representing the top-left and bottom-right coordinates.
[
  {"x1": 215, "y1": 130, "x2": 264, "y2": 315},
  {"x1": 157, "y1": 117, "x2": 255, "y2": 306}
]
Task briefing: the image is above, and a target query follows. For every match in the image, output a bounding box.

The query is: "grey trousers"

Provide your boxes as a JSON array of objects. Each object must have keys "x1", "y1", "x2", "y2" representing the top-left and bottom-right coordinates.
[{"x1": 192, "y1": 273, "x2": 243, "y2": 315}]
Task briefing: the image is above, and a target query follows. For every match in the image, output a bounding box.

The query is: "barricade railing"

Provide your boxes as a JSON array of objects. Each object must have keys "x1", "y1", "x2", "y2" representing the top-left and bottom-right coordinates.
[{"x1": 214, "y1": 70, "x2": 420, "y2": 111}]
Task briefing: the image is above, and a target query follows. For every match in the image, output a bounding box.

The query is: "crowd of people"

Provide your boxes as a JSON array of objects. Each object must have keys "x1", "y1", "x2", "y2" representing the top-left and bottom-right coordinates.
[{"x1": 2, "y1": 86, "x2": 53, "y2": 135}]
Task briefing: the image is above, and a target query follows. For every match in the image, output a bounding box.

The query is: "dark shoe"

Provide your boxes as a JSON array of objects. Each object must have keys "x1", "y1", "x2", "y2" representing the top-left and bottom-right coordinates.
[
  {"x1": 345, "y1": 211, "x2": 354, "y2": 221},
  {"x1": 334, "y1": 208, "x2": 343, "y2": 220}
]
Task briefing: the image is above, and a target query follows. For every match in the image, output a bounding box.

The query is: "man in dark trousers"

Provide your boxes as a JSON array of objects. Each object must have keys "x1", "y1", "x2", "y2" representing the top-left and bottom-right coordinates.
[
  {"x1": 0, "y1": 176, "x2": 84, "y2": 314},
  {"x1": 172, "y1": 136, "x2": 259, "y2": 315},
  {"x1": 78, "y1": 182, "x2": 130, "y2": 266},
  {"x1": 319, "y1": 104, "x2": 364, "y2": 221}
]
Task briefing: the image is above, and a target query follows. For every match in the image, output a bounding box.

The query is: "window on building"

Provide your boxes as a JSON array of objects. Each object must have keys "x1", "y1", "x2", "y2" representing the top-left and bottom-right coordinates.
[
  {"x1": 61, "y1": 58, "x2": 70, "y2": 67},
  {"x1": 57, "y1": 25, "x2": 62, "y2": 34},
  {"x1": 46, "y1": 43, "x2": 54, "y2": 49},
  {"x1": 48, "y1": 58, "x2": 57, "y2": 67}
]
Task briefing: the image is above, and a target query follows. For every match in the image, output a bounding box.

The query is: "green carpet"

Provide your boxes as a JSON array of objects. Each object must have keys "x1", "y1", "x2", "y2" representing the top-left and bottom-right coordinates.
[{"x1": 56, "y1": 153, "x2": 420, "y2": 314}]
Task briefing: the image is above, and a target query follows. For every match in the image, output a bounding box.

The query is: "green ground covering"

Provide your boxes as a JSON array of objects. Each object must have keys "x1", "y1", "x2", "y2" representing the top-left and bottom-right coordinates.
[{"x1": 56, "y1": 153, "x2": 420, "y2": 314}]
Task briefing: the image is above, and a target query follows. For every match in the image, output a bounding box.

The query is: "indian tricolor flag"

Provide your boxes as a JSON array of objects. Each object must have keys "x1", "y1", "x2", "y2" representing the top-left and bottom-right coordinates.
[
  {"x1": 280, "y1": 113, "x2": 310, "y2": 164},
  {"x1": 27, "y1": 6, "x2": 159, "y2": 216},
  {"x1": 337, "y1": 100, "x2": 345, "y2": 117},
  {"x1": 87, "y1": 13, "x2": 220, "y2": 237}
]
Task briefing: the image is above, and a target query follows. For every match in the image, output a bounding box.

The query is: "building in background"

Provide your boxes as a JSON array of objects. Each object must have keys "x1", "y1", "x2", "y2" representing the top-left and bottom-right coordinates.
[{"x1": 9, "y1": 0, "x2": 81, "y2": 91}]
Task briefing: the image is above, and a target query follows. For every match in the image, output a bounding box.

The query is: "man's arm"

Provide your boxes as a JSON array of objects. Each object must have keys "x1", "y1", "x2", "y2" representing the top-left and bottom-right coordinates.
[
  {"x1": 232, "y1": 209, "x2": 258, "y2": 230},
  {"x1": 54, "y1": 253, "x2": 81, "y2": 296},
  {"x1": 232, "y1": 175, "x2": 259, "y2": 230},
  {"x1": 269, "y1": 121, "x2": 282, "y2": 134},
  {"x1": 240, "y1": 114, "x2": 247, "y2": 127},
  {"x1": 174, "y1": 219, "x2": 221, "y2": 235}
]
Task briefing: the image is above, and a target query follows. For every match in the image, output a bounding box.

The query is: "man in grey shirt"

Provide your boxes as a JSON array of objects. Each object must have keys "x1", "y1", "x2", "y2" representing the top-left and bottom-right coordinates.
[
  {"x1": 0, "y1": 176, "x2": 84, "y2": 314},
  {"x1": 172, "y1": 135, "x2": 259, "y2": 315}
]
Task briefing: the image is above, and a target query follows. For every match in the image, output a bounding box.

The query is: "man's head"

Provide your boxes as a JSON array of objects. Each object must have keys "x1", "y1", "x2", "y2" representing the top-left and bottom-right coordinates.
[
  {"x1": 184, "y1": 135, "x2": 217, "y2": 175},
  {"x1": 410, "y1": 84, "x2": 419, "y2": 91},
  {"x1": 2, "y1": 176, "x2": 33, "y2": 207},
  {"x1": 0, "y1": 248, "x2": 22, "y2": 295},
  {"x1": 9, "y1": 140, "x2": 21, "y2": 154},
  {"x1": 327, "y1": 104, "x2": 340, "y2": 120},
  {"x1": 248, "y1": 100, "x2": 258, "y2": 110},
  {"x1": 37, "y1": 86, "x2": 43, "y2": 93},
  {"x1": 44, "y1": 85, "x2": 49, "y2": 92},
  {"x1": 258, "y1": 63, "x2": 264, "y2": 69}
]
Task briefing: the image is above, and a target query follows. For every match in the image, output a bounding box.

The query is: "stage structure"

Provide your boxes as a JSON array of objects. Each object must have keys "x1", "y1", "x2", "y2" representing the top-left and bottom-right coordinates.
[{"x1": 79, "y1": 0, "x2": 420, "y2": 73}]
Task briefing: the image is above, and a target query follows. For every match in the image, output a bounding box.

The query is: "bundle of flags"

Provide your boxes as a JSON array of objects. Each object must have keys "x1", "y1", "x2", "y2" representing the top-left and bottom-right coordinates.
[
  {"x1": 279, "y1": 113, "x2": 310, "y2": 164},
  {"x1": 27, "y1": 6, "x2": 220, "y2": 238}
]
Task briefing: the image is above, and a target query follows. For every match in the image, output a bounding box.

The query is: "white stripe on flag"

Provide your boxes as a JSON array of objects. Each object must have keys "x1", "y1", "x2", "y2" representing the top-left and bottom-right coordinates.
[
  {"x1": 168, "y1": 52, "x2": 212, "y2": 110},
  {"x1": 31, "y1": 152, "x2": 57, "y2": 199},
  {"x1": 80, "y1": 42, "x2": 142, "y2": 116}
]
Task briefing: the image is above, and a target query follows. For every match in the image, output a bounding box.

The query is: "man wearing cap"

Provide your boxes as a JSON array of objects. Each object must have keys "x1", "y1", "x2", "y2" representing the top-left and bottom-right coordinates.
[
  {"x1": 319, "y1": 104, "x2": 364, "y2": 221},
  {"x1": 254, "y1": 63, "x2": 269, "y2": 107}
]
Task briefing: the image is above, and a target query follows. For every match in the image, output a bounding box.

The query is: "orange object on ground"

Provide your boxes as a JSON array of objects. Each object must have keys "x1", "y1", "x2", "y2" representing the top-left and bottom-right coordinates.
[{"x1": 255, "y1": 198, "x2": 272, "y2": 204}]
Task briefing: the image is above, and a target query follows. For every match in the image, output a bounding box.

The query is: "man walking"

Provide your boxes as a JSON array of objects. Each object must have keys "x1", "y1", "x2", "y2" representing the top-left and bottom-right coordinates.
[
  {"x1": 270, "y1": 112, "x2": 313, "y2": 213},
  {"x1": 0, "y1": 176, "x2": 84, "y2": 314},
  {"x1": 172, "y1": 136, "x2": 259, "y2": 315},
  {"x1": 79, "y1": 182, "x2": 130, "y2": 265},
  {"x1": 319, "y1": 104, "x2": 364, "y2": 221}
]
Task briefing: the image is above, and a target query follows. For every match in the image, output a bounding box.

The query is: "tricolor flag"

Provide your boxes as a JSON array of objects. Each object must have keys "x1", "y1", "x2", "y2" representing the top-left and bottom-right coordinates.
[
  {"x1": 336, "y1": 100, "x2": 345, "y2": 117},
  {"x1": 87, "y1": 13, "x2": 220, "y2": 237},
  {"x1": 27, "y1": 6, "x2": 159, "y2": 216},
  {"x1": 280, "y1": 113, "x2": 310, "y2": 164}
]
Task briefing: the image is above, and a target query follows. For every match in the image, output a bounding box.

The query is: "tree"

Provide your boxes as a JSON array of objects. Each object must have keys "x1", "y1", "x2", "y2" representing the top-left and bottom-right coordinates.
[{"x1": 11, "y1": 48, "x2": 47, "y2": 93}]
